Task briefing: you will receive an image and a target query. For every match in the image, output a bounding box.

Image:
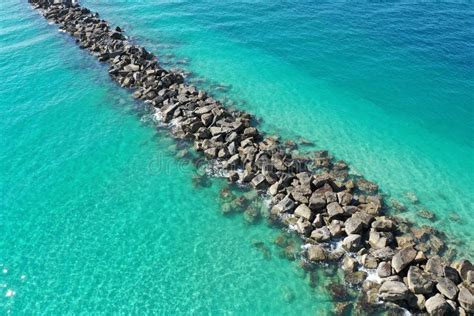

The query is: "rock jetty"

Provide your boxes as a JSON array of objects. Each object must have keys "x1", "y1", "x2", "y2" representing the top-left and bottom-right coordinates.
[{"x1": 29, "y1": 0, "x2": 473, "y2": 314}]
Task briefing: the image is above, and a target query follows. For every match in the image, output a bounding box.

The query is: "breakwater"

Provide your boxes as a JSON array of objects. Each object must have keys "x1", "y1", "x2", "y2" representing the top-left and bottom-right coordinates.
[{"x1": 28, "y1": 0, "x2": 473, "y2": 314}]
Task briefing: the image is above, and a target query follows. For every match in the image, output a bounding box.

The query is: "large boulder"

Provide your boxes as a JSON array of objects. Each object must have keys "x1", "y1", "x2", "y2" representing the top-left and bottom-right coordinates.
[
  {"x1": 342, "y1": 234, "x2": 362, "y2": 252},
  {"x1": 310, "y1": 226, "x2": 331, "y2": 242},
  {"x1": 458, "y1": 284, "x2": 474, "y2": 313},
  {"x1": 425, "y1": 256, "x2": 446, "y2": 278},
  {"x1": 436, "y1": 277, "x2": 458, "y2": 300},
  {"x1": 294, "y1": 204, "x2": 313, "y2": 221},
  {"x1": 326, "y1": 202, "x2": 344, "y2": 220},
  {"x1": 378, "y1": 281, "x2": 409, "y2": 302},
  {"x1": 344, "y1": 216, "x2": 365, "y2": 235},
  {"x1": 407, "y1": 266, "x2": 435, "y2": 295},
  {"x1": 306, "y1": 244, "x2": 327, "y2": 262},
  {"x1": 377, "y1": 261, "x2": 392, "y2": 278},
  {"x1": 271, "y1": 196, "x2": 295, "y2": 215},
  {"x1": 391, "y1": 247, "x2": 417, "y2": 273},
  {"x1": 425, "y1": 293, "x2": 450, "y2": 316},
  {"x1": 452, "y1": 260, "x2": 473, "y2": 282},
  {"x1": 308, "y1": 193, "x2": 326, "y2": 211}
]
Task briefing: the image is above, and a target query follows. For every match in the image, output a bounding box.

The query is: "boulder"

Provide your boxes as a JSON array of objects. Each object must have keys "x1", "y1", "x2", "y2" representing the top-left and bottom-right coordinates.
[
  {"x1": 328, "y1": 220, "x2": 345, "y2": 237},
  {"x1": 310, "y1": 226, "x2": 331, "y2": 242},
  {"x1": 377, "y1": 261, "x2": 392, "y2": 278},
  {"x1": 342, "y1": 255, "x2": 357, "y2": 272},
  {"x1": 369, "y1": 230, "x2": 391, "y2": 249},
  {"x1": 458, "y1": 284, "x2": 474, "y2": 313},
  {"x1": 271, "y1": 196, "x2": 295, "y2": 215},
  {"x1": 436, "y1": 277, "x2": 458, "y2": 300},
  {"x1": 452, "y1": 260, "x2": 473, "y2": 282},
  {"x1": 344, "y1": 216, "x2": 365, "y2": 235},
  {"x1": 294, "y1": 204, "x2": 313, "y2": 221},
  {"x1": 308, "y1": 193, "x2": 326, "y2": 210},
  {"x1": 342, "y1": 234, "x2": 362, "y2": 252},
  {"x1": 251, "y1": 174, "x2": 267, "y2": 190},
  {"x1": 391, "y1": 247, "x2": 417, "y2": 273},
  {"x1": 426, "y1": 256, "x2": 445, "y2": 278},
  {"x1": 378, "y1": 281, "x2": 409, "y2": 302},
  {"x1": 371, "y1": 218, "x2": 395, "y2": 232},
  {"x1": 307, "y1": 244, "x2": 327, "y2": 262},
  {"x1": 407, "y1": 266, "x2": 435, "y2": 295},
  {"x1": 425, "y1": 294, "x2": 450, "y2": 316},
  {"x1": 326, "y1": 202, "x2": 344, "y2": 220}
]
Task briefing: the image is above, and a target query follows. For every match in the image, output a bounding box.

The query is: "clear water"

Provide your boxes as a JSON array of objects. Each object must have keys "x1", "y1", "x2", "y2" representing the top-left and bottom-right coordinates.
[{"x1": 0, "y1": 0, "x2": 473, "y2": 314}]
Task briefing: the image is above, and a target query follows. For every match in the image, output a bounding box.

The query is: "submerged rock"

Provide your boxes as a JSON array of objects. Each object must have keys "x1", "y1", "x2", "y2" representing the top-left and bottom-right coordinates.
[{"x1": 378, "y1": 281, "x2": 409, "y2": 302}]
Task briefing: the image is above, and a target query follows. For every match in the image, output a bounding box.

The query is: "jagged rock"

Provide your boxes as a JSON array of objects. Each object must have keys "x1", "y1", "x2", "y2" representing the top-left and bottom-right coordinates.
[
  {"x1": 294, "y1": 204, "x2": 313, "y2": 221},
  {"x1": 294, "y1": 217, "x2": 312, "y2": 236},
  {"x1": 271, "y1": 196, "x2": 295, "y2": 215},
  {"x1": 345, "y1": 270, "x2": 368, "y2": 286},
  {"x1": 343, "y1": 255, "x2": 357, "y2": 272},
  {"x1": 371, "y1": 218, "x2": 395, "y2": 232},
  {"x1": 407, "y1": 266, "x2": 435, "y2": 295},
  {"x1": 307, "y1": 244, "x2": 327, "y2": 262},
  {"x1": 344, "y1": 216, "x2": 365, "y2": 235},
  {"x1": 378, "y1": 281, "x2": 409, "y2": 302},
  {"x1": 361, "y1": 254, "x2": 378, "y2": 269},
  {"x1": 369, "y1": 230, "x2": 391, "y2": 249},
  {"x1": 337, "y1": 191, "x2": 352, "y2": 206},
  {"x1": 377, "y1": 261, "x2": 392, "y2": 278},
  {"x1": 328, "y1": 220, "x2": 345, "y2": 237},
  {"x1": 458, "y1": 284, "x2": 474, "y2": 313},
  {"x1": 327, "y1": 202, "x2": 345, "y2": 220},
  {"x1": 312, "y1": 214, "x2": 325, "y2": 228},
  {"x1": 251, "y1": 174, "x2": 267, "y2": 190},
  {"x1": 342, "y1": 234, "x2": 362, "y2": 252},
  {"x1": 425, "y1": 293, "x2": 450, "y2": 316},
  {"x1": 308, "y1": 192, "x2": 326, "y2": 210},
  {"x1": 426, "y1": 256, "x2": 446, "y2": 278},
  {"x1": 452, "y1": 260, "x2": 473, "y2": 282},
  {"x1": 436, "y1": 277, "x2": 458, "y2": 300},
  {"x1": 310, "y1": 226, "x2": 331, "y2": 242},
  {"x1": 392, "y1": 247, "x2": 417, "y2": 273}
]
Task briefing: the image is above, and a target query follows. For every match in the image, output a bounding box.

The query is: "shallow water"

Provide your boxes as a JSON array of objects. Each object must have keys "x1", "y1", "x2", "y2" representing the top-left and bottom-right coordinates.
[{"x1": 1, "y1": 0, "x2": 473, "y2": 314}]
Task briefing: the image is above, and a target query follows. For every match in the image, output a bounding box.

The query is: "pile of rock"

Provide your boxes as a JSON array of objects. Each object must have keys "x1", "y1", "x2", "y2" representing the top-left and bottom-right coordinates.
[{"x1": 29, "y1": 0, "x2": 473, "y2": 314}]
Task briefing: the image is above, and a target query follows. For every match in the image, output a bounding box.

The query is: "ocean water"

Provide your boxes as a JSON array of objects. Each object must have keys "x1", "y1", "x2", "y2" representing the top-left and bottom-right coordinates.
[{"x1": 0, "y1": 0, "x2": 472, "y2": 315}]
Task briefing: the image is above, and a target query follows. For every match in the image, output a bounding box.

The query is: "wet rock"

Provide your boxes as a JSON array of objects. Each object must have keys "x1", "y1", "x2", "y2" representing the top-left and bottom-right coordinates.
[
  {"x1": 337, "y1": 191, "x2": 352, "y2": 206},
  {"x1": 343, "y1": 255, "x2": 358, "y2": 272},
  {"x1": 371, "y1": 218, "x2": 395, "y2": 232},
  {"x1": 307, "y1": 244, "x2": 327, "y2": 262},
  {"x1": 407, "y1": 265, "x2": 435, "y2": 295},
  {"x1": 342, "y1": 234, "x2": 362, "y2": 252},
  {"x1": 310, "y1": 226, "x2": 331, "y2": 242},
  {"x1": 391, "y1": 247, "x2": 417, "y2": 273},
  {"x1": 378, "y1": 281, "x2": 409, "y2": 302},
  {"x1": 369, "y1": 230, "x2": 392, "y2": 249},
  {"x1": 345, "y1": 270, "x2": 368, "y2": 286},
  {"x1": 417, "y1": 209, "x2": 436, "y2": 221},
  {"x1": 294, "y1": 217, "x2": 312, "y2": 236},
  {"x1": 308, "y1": 192, "x2": 326, "y2": 211},
  {"x1": 243, "y1": 205, "x2": 260, "y2": 224},
  {"x1": 361, "y1": 254, "x2": 378, "y2": 269},
  {"x1": 312, "y1": 214, "x2": 325, "y2": 228},
  {"x1": 271, "y1": 195, "x2": 295, "y2": 215},
  {"x1": 377, "y1": 261, "x2": 392, "y2": 278},
  {"x1": 294, "y1": 204, "x2": 313, "y2": 221},
  {"x1": 425, "y1": 293, "x2": 450, "y2": 316},
  {"x1": 436, "y1": 277, "x2": 458, "y2": 300},
  {"x1": 328, "y1": 220, "x2": 345, "y2": 237},
  {"x1": 327, "y1": 283, "x2": 349, "y2": 301}
]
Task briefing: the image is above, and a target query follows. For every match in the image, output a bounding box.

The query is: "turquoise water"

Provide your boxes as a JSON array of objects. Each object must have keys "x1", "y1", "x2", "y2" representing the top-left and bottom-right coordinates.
[
  {"x1": 80, "y1": 0, "x2": 473, "y2": 251},
  {"x1": 0, "y1": 0, "x2": 473, "y2": 314}
]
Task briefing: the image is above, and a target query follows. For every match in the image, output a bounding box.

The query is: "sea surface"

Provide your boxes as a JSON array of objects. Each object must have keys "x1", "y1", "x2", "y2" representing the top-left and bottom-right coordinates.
[{"x1": 1, "y1": 0, "x2": 473, "y2": 314}]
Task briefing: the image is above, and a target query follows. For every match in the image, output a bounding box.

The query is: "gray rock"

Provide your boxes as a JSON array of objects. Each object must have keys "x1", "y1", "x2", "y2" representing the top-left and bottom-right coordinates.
[
  {"x1": 426, "y1": 256, "x2": 445, "y2": 278},
  {"x1": 337, "y1": 191, "x2": 352, "y2": 206},
  {"x1": 436, "y1": 277, "x2": 458, "y2": 300},
  {"x1": 378, "y1": 281, "x2": 409, "y2": 302},
  {"x1": 328, "y1": 220, "x2": 345, "y2": 237},
  {"x1": 271, "y1": 196, "x2": 295, "y2": 215},
  {"x1": 308, "y1": 193, "x2": 326, "y2": 210},
  {"x1": 452, "y1": 259, "x2": 473, "y2": 282},
  {"x1": 251, "y1": 174, "x2": 267, "y2": 189},
  {"x1": 425, "y1": 293, "x2": 450, "y2": 316},
  {"x1": 294, "y1": 204, "x2": 313, "y2": 221},
  {"x1": 371, "y1": 218, "x2": 395, "y2": 232},
  {"x1": 312, "y1": 214, "x2": 325, "y2": 228},
  {"x1": 458, "y1": 284, "x2": 474, "y2": 313},
  {"x1": 392, "y1": 247, "x2": 417, "y2": 273},
  {"x1": 310, "y1": 226, "x2": 331, "y2": 242},
  {"x1": 326, "y1": 202, "x2": 344, "y2": 220},
  {"x1": 294, "y1": 217, "x2": 312, "y2": 236},
  {"x1": 307, "y1": 244, "x2": 327, "y2": 262},
  {"x1": 344, "y1": 216, "x2": 364, "y2": 235},
  {"x1": 407, "y1": 266, "x2": 435, "y2": 295},
  {"x1": 377, "y1": 261, "x2": 392, "y2": 278},
  {"x1": 369, "y1": 230, "x2": 390, "y2": 249},
  {"x1": 342, "y1": 234, "x2": 362, "y2": 252}
]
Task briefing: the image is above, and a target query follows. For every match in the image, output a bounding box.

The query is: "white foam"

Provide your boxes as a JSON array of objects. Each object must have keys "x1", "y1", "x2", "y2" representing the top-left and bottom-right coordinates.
[{"x1": 5, "y1": 289, "x2": 15, "y2": 298}]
